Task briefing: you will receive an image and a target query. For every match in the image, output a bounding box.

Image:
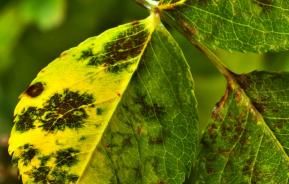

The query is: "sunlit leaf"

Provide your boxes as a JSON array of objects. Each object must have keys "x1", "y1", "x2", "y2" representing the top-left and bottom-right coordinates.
[
  {"x1": 9, "y1": 13, "x2": 198, "y2": 184},
  {"x1": 197, "y1": 71, "x2": 289, "y2": 183}
]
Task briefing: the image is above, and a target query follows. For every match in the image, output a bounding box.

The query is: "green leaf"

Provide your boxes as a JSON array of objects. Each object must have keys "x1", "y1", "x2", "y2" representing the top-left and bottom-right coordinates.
[
  {"x1": 197, "y1": 71, "x2": 289, "y2": 183},
  {"x1": 160, "y1": 0, "x2": 289, "y2": 52},
  {"x1": 9, "y1": 14, "x2": 198, "y2": 184}
]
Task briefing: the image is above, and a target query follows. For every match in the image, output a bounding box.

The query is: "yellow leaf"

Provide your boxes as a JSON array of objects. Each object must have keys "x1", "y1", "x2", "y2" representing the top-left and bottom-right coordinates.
[{"x1": 9, "y1": 14, "x2": 158, "y2": 184}]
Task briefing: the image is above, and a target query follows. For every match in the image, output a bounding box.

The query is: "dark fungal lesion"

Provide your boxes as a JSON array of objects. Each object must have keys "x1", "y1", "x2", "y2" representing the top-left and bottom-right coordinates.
[
  {"x1": 134, "y1": 94, "x2": 166, "y2": 120},
  {"x1": 20, "y1": 144, "x2": 38, "y2": 166},
  {"x1": 101, "y1": 23, "x2": 149, "y2": 65},
  {"x1": 30, "y1": 166, "x2": 51, "y2": 183},
  {"x1": 29, "y1": 166, "x2": 79, "y2": 183},
  {"x1": 79, "y1": 48, "x2": 94, "y2": 60},
  {"x1": 80, "y1": 22, "x2": 149, "y2": 73},
  {"x1": 14, "y1": 107, "x2": 39, "y2": 132},
  {"x1": 15, "y1": 89, "x2": 95, "y2": 133},
  {"x1": 106, "y1": 61, "x2": 134, "y2": 73},
  {"x1": 11, "y1": 156, "x2": 20, "y2": 166},
  {"x1": 40, "y1": 89, "x2": 95, "y2": 132},
  {"x1": 39, "y1": 155, "x2": 51, "y2": 166},
  {"x1": 23, "y1": 148, "x2": 80, "y2": 183},
  {"x1": 96, "y1": 107, "x2": 103, "y2": 115},
  {"x1": 79, "y1": 136, "x2": 86, "y2": 141},
  {"x1": 55, "y1": 148, "x2": 80, "y2": 167},
  {"x1": 50, "y1": 168, "x2": 79, "y2": 183},
  {"x1": 88, "y1": 56, "x2": 102, "y2": 66},
  {"x1": 25, "y1": 82, "x2": 45, "y2": 98}
]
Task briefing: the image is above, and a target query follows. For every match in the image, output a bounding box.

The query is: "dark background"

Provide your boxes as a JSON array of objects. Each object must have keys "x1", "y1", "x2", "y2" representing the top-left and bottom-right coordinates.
[{"x1": 1, "y1": 0, "x2": 288, "y2": 183}]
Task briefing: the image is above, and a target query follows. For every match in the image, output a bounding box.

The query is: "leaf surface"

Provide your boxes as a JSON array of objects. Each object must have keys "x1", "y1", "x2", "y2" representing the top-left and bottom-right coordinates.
[
  {"x1": 198, "y1": 71, "x2": 289, "y2": 183},
  {"x1": 160, "y1": 0, "x2": 289, "y2": 52},
  {"x1": 9, "y1": 14, "x2": 198, "y2": 184}
]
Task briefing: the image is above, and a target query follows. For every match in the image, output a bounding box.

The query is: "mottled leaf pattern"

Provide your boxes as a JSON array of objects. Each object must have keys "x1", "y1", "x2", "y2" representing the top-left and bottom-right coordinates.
[
  {"x1": 160, "y1": 0, "x2": 289, "y2": 52},
  {"x1": 9, "y1": 13, "x2": 198, "y2": 184},
  {"x1": 198, "y1": 71, "x2": 289, "y2": 183},
  {"x1": 79, "y1": 24, "x2": 198, "y2": 184}
]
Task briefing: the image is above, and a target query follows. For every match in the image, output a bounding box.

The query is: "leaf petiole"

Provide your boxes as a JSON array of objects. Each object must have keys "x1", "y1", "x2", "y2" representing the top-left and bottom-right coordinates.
[{"x1": 135, "y1": 0, "x2": 159, "y2": 10}]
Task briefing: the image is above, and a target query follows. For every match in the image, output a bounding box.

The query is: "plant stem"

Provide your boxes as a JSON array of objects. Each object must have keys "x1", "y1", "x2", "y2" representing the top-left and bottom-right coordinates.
[{"x1": 135, "y1": 0, "x2": 159, "y2": 10}]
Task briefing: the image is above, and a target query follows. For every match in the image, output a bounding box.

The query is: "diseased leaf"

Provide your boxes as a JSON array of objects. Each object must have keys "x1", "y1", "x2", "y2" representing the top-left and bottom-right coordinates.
[
  {"x1": 198, "y1": 71, "x2": 289, "y2": 183},
  {"x1": 160, "y1": 0, "x2": 289, "y2": 52},
  {"x1": 9, "y1": 13, "x2": 198, "y2": 184}
]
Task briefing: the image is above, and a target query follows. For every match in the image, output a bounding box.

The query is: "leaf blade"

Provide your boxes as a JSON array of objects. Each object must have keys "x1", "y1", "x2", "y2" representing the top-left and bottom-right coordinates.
[
  {"x1": 9, "y1": 15, "x2": 156, "y2": 184},
  {"x1": 79, "y1": 23, "x2": 199, "y2": 184},
  {"x1": 9, "y1": 14, "x2": 199, "y2": 184},
  {"x1": 160, "y1": 0, "x2": 289, "y2": 52},
  {"x1": 198, "y1": 71, "x2": 289, "y2": 183}
]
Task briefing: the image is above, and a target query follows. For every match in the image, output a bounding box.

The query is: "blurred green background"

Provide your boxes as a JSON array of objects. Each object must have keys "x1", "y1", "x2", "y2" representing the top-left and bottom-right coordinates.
[{"x1": 1, "y1": 0, "x2": 289, "y2": 183}]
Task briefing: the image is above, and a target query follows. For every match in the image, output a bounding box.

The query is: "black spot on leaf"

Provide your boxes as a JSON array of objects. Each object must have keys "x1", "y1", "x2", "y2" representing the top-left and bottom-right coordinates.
[
  {"x1": 11, "y1": 156, "x2": 20, "y2": 166},
  {"x1": 96, "y1": 107, "x2": 103, "y2": 115},
  {"x1": 15, "y1": 107, "x2": 39, "y2": 132},
  {"x1": 88, "y1": 56, "x2": 102, "y2": 66},
  {"x1": 79, "y1": 48, "x2": 94, "y2": 60},
  {"x1": 50, "y1": 169, "x2": 79, "y2": 184},
  {"x1": 21, "y1": 144, "x2": 38, "y2": 166},
  {"x1": 39, "y1": 155, "x2": 51, "y2": 166},
  {"x1": 25, "y1": 82, "x2": 44, "y2": 98},
  {"x1": 40, "y1": 89, "x2": 94, "y2": 131},
  {"x1": 55, "y1": 148, "x2": 79, "y2": 167},
  {"x1": 79, "y1": 136, "x2": 86, "y2": 141},
  {"x1": 15, "y1": 89, "x2": 95, "y2": 132},
  {"x1": 88, "y1": 23, "x2": 149, "y2": 69},
  {"x1": 107, "y1": 62, "x2": 133, "y2": 73},
  {"x1": 67, "y1": 174, "x2": 79, "y2": 182},
  {"x1": 31, "y1": 166, "x2": 50, "y2": 183},
  {"x1": 135, "y1": 94, "x2": 166, "y2": 120}
]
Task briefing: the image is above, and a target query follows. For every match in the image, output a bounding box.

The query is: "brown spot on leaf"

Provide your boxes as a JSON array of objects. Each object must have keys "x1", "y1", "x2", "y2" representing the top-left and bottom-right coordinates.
[
  {"x1": 235, "y1": 74, "x2": 252, "y2": 90},
  {"x1": 220, "y1": 123, "x2": 233, "y2": 137},
  {"x1": 207, "y1": 123, "x2": 218, "y2": 141},
  {"x1": 179, "y1": 19, "x2": 198, "y2": 36},
  {"x1": 122, "y1": 136, "x2": 132, "y2": 147},
  {"x1": 92, "y1": 23, "x2": 149, "y2": 68},
  {"x1": 25, "y1": 82, "x2": 44, "y2": 98},
  {"x1": 251, "y1": 101, "x2": 265, "y2": 113}
]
